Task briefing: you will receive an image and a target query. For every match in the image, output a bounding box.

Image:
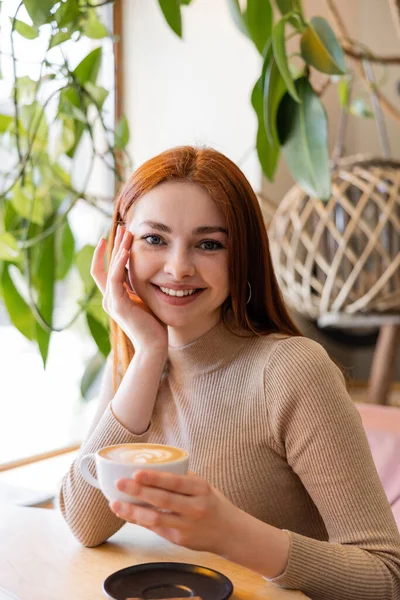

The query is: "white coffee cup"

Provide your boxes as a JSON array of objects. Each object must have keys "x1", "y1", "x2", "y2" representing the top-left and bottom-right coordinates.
[{"x1": 79, "y1": 442, "x2": 189, "y2": 504}]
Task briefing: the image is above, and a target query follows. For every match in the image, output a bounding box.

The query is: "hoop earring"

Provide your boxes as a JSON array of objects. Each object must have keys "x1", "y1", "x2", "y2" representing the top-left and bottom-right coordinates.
[{"x1": 246, "y1": 281, "x2": 252, "y2": 304}]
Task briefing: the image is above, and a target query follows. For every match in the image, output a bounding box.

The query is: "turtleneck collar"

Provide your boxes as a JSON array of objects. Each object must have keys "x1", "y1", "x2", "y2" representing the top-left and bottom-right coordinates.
[{"x1": 166, "y1": 317, "x2": 254, "y2": 378}]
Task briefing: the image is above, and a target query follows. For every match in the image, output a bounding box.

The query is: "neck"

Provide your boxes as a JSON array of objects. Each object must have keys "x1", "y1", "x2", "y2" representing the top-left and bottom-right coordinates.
[
  {"x1": 166, "y1": 315, "x2": 253, "y2": 379},
  {"x1": 167, "y1": 309, "x2": 222, "y2": 348}
]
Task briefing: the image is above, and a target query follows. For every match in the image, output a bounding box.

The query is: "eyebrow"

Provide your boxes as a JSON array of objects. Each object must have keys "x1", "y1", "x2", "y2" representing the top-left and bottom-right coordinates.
[{"x1": 138, "y1": 220, "x2": 228, "y2": 236}]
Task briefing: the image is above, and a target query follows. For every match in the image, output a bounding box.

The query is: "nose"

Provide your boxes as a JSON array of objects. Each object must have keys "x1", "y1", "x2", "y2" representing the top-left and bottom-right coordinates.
[{"x1": 163, "y1": 245, "x2": 195, "y2": 280}]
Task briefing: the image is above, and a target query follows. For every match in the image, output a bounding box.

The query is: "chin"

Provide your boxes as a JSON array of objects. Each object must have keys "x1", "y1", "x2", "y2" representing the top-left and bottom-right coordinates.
[{"x1": 155, "y1": 312, "x2": 195, "y2": 329}]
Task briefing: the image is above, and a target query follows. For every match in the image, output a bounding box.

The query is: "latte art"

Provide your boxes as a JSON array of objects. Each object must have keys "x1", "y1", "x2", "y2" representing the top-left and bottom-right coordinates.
[{"x1": 101, "y1": 443, "x2": 187, "y2": 465}]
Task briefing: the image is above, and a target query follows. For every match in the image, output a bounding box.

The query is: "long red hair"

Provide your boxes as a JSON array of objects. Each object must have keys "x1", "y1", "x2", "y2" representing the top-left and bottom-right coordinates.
[{"x1": 109, "y1": 146, "x2": 301, "y2": 388}]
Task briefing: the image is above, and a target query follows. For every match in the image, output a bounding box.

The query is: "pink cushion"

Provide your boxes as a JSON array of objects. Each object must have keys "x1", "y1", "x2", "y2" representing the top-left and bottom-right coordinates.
[{"x1": 356, "y1": 402, "x2": 400, "y2": 529}]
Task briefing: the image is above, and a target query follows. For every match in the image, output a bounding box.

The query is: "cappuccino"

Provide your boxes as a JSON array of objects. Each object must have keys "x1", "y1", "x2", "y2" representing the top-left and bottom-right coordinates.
[
  {"x1": 80, "y1": 442, "x2": 189, "y2": 504},
  {"x1": 100, "y1": 443, "x2": 187, "y2": 465}
]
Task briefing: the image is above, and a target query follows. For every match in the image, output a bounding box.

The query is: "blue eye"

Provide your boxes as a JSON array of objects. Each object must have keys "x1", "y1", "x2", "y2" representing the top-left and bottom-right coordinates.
[
  {"x1": 141, "y1": 234, "x2": 164, "y2": 245},
  {"x1": 199, "y1": 240, "x2": 223, "y2": 251},
  {"x1": 140, "y1": 235, "x2": 224, "y2": 251}
]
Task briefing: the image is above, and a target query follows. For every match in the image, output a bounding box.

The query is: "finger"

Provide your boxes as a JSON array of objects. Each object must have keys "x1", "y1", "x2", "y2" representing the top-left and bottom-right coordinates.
[
  {"x1": 110, "y1": 229, "x2": 133, "y2": 274},
  {"x1": 110, "y1": 229, "x2": 133, "y2": 275},
  {"x1": 108, "y1": 246, "x2": 129, "y2": 297},
  {"x1": 109, "y1": 224, "x2": 125, "y2": 271},
  {"x1": 110, "y1": 500, "x2": 185, "y2": 530},
  {"x1": 132, "y1": 470, "x2": 208, "y2": 497},
  {"x1": 116, "y1": 478, "x2": 199, "y2": 518},
  {"x1": 90, "y1": 237, "x2": 108, "y2": 294}
]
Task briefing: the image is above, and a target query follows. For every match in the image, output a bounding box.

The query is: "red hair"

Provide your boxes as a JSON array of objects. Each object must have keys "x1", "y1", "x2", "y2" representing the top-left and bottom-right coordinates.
[{"x1": 109, "y1": 146, "x2": 301, "y2": 387}]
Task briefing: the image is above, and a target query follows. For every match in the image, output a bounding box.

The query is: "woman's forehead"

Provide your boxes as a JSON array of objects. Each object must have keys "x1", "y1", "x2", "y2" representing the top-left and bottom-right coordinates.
[{"x1": 128, "y1": 181, "x2": 227, "y2": 228}]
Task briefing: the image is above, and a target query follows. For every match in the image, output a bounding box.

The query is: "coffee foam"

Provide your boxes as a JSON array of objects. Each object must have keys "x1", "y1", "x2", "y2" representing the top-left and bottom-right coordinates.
[{"x1": 102, "y1": 444, "x2": 186, "y2": 464}]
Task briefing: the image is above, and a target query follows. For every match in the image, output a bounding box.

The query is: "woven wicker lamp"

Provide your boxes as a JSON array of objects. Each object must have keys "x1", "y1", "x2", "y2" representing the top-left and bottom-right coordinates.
[{"x1": 269, "y1": 156, "x2": 400, "y2": 320}]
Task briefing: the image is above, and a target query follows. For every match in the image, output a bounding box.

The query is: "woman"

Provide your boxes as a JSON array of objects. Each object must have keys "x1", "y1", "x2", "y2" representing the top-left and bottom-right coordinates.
[{"x1": 60, "y1": 146, "x2": 400, "y2": 600}]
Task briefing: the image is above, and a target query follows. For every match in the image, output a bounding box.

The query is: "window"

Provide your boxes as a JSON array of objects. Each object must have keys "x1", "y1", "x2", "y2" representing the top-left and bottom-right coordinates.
[{"x1": 0, "y1": 0, "x2": 115, "y2": 464}]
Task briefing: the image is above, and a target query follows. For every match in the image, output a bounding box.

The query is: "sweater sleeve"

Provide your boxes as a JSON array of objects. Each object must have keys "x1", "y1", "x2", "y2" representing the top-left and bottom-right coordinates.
[
  {"x1": 265, "y1": 336, "x2": 400, "y2": 600},
  {"x1": 58, "y1": 402, "x2": 151, "y2": 547}
]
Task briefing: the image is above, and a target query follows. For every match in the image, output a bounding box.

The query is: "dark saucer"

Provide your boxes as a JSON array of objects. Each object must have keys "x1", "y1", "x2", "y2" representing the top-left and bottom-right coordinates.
[{"x1": 102, "y1": 562, "x2": 233, "y2": 600}]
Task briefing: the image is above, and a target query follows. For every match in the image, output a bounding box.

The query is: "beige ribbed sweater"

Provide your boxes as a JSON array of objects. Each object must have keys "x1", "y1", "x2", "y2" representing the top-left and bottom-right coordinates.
[{"x1": 59, "y1": 320, "x2": 400, "y2": 600}]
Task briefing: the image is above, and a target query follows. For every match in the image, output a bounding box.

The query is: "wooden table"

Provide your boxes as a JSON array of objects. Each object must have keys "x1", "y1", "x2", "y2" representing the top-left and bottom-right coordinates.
[{"x1": 0, "y1": 505, "x2": 309, "y2": 600}]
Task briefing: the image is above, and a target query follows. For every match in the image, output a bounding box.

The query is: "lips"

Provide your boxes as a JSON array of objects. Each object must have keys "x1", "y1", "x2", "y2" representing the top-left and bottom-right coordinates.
[
  {"x1": 152, "y1": 283, "x2": 204, "y2": 291},
  {"x1": 151, "y1": 283, "x2": 205, "y2": 305}
]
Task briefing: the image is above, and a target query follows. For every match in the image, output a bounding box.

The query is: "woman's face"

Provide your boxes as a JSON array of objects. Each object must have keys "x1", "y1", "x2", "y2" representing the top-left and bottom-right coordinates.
[{"x1": 126, "y1": 181, "x2": 230, "y2": 338}]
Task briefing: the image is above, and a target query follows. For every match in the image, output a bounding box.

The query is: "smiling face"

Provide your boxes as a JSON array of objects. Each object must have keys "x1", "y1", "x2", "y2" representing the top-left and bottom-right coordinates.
[{"x1": 126, "y1": 181, "x2": 230, "y2": 346}]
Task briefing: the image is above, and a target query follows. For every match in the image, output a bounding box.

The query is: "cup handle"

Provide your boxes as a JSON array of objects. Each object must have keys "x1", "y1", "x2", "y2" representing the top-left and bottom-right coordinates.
[{"x1": 79, "y1": 454, "x2": 101, "y2": 489}]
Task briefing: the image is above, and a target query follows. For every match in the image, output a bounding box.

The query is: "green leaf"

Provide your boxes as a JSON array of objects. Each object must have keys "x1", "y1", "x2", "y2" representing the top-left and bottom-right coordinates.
[
  {"x1": 24, "y1": 222, "x2": 42, "y2": 290},
  {"x1": 227, "y1": 0, "x2": 249, "y2": 35},
  {"x1": 1, "y1": 265, "x2": 35, "y2": 340},
  {"x1": 350, "y1": 98, "x2": 374, "y2": 119},
  {"x1": 338, "y1": 78, "x2": 350, "y2": 107},
  {"x1": 83, "y1": 82, "x2": 108, "y2": 108},
  {"x1": 301, "y1": 17, "x2": 346, "y2": 75},
  {"x1": 87, "y1": 313, "x2": 111, "y2": 358},
  {"x1": 10, "y1": 183, "x2": 46, "y2": 226},
  {"x1": 263, "y1": 44, "x2": 287, "y2": 145},
  {"x1": 49, "y1": 30, "x2": 71, "y2": 49},
  {"x1": 2, "y1": 199, "x2": 21, "y2": 235},
  {"x1": 251, "y1": 75, "x2": 280, "y2": 181},
  {"x1": 52, "y1": 161, "x2": 71, "y2": 187},
  {"x1": 84, "y1": 8, "x2": 108, "y2": 39},
  {"x1": 272, "y1": 16, "x2": 301, "y2": 103},
  {"x1": 246, "y1": 0, "x2": 272, "y2": 55},
  {"x1": 24, "y1": 0, "x2": 55, "y2": 26},
  {"x1": 0, "y1": 114, "x2": 13, "y2": 133},
  {"x1": 68, "y1": 104, "x2": 87, "y2": 123},
  {"x1": 75, "y1": 245, "x2": 108, "y2": 330},
  {"x1": 85, "y1": 293, "x2": 109, "y2": 329},
  {"x1": 34, "y1": 223, "x2": 55, "y2": 367},
  {"x1": 20, "y1": 101, "x2": 48, "y2": 147},
  {"x1": 58, "y1": 102, "x2": 85, "y2": 157},
  {"x1": 115, "y1": 114, "x2": 130, "y2": 149},
  {"x1": 55, "y1": 117, "x2": 76, "y2": 156},
  {"x1": 15, "y1": 75, "x2": 36, "y2": 105},
  {"x1": 59, "y1": 48, "x2": 102, "y2": 157},
  {"x1": 80, "y1": 351, "x2": 106, "y2": 401},
  {"x1": 277, "y1": 77, "x2": 331, "y2": 199},
  {"x1": 275, "y1": 0, "x2": 304, "y2": 29},
  {"x1": 11, "y1": 18, "x2": 38, "y2": 39},
  {"x1": 0, "y1": 232, "x2": 21, "y2": 262},
  {"x1": 73, "y1": 47, "x2": 103, "y2": 86},
  {"x1": 275, "y1": 0, "x2": 303, "y2": 17},
  {"x1": 55, "y1": 218, "x2": 75, "y2": 280},
  {"x1": 158, "y1": 0, "x2": 182, "y2": 38},
  {"x1": 54, "y1": 0, "x2": 81, "y2": 30},
  {"x1": 76, "y1": 244, "x2": 96, "y2": 293}
]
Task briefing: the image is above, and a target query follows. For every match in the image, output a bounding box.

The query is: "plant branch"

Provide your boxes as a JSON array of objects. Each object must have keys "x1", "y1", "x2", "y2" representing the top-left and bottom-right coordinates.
[
  {"x1": 325, "y1": 0, "x2": 400, "y2": 125},
  {"x1": 315, "y1": 75, "x2": 332, "y2": 96},
  {"x1": 0, "y1": 86, "x2": 66, "y2": 201},
  {"x1": 11, "y1": 2, "x2": 24, "y2": 180},
  {"x1": 343, "y1": 44, "x2": 400, "y2": 65}
]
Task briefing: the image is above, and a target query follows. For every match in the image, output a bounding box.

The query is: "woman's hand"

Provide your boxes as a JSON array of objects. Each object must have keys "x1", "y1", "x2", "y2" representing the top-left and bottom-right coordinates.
[
  {"x1": 91, "y1": 224, "x2": 168, "y2": 355},
  {"x1": 109, "y1": 471, "x2": 242, "y2": 555}
]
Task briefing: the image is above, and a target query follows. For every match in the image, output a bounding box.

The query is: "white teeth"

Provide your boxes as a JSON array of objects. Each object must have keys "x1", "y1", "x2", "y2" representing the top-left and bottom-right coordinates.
[{"x1": 159, "y1": 286, "x2": 197, "y2": 297}]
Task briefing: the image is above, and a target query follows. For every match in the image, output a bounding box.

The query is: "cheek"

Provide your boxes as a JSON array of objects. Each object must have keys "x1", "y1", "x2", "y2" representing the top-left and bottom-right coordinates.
[{"x1": 128, "y1": 248, "x2": 160, "y2": 282}]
